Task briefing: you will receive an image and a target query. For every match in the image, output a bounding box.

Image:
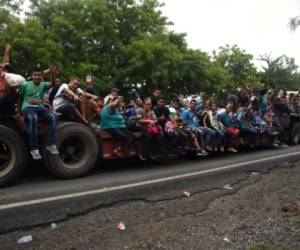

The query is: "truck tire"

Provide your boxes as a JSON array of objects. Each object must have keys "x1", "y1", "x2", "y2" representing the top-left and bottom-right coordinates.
[
  {"x1": 42, "y1": 122, "x2": 99, "y2": 178},
  {"x1": 0, "y1": 125, "x2": 27, "y2": 187},
  {"x1": 290, "y1": 122, "x2": 300, "y2": 145}
]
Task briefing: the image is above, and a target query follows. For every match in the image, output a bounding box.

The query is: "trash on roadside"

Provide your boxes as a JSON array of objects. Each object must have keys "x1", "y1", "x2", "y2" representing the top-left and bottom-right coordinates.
[
  {"x1": 116, "y1": 222, "x2": 126, "y2": 231},
  {"x1": 181, "y1": 191, "x2": 191, "y2": 197},
  {"x1": 223, "y1": 184, "x2": 234, "y2": 190},
  {"x1": 251, "y1": 172, "x2": 259, "y2": 175},
  {"x1": 281, "y1": 201, "x2": 298, "y2": 214},
  {"x1": 50, "y1": 223, "x2": 57, "y2": 231},
  {"x1": 17, "y1": 235, "x2": 33, "y2": 244},
  {"x1": 223, "y1": 237, "x2": 230, "y2": 242},
  {"x1": 100, "y1": 187, "x2": 107, "y2": 191}
]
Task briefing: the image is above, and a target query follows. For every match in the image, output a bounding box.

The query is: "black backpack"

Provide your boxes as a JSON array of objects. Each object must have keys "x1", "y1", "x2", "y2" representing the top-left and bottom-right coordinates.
[{"x1": 48, "y1": 85, "x2": 61, "y2": 105}]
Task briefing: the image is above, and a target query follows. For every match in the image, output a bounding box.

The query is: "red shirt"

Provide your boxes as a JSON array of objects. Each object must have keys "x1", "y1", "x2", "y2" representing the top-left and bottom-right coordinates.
[{"x1": 0, "y1": 81, "x2": 11, "y2": 97}]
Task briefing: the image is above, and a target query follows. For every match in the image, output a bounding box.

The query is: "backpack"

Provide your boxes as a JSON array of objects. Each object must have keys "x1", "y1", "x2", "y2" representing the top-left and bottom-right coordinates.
[{"x1": 48, "y1": 85, "x2": 61, "y2": 105}]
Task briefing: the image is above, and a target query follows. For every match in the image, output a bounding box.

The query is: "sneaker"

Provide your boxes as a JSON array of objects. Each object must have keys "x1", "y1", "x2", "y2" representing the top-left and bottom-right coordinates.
[
  {"x1": 196, "y1": 149, "x2": 208, "y2": 156},
  {"x1": 271, "y1": 131, "x2": 279, "y2": 136},
  {"x1": 196, "y1": 150, "x2": 207, "y2": 156},
  {"x1": 150, "y1": 152, "x2": 159, "y2": 161},
  {"x1": 272, "y1": 143, "x2": 279, "y2": 148},
  {"x1": 88, "y1": 122, "x2": 98, "y2": 129},
  {"x1": 31, "y1": 150, "x2": 42, "y2": 160},
  {"x1": 177, "y1": 147, "x2": 187, "y2": 156},
  {"x1": 46, "y1": 145, "x2": 59, "y2": 154},
  {"x1": 139, "y1": 152, "x2": 147, "y2": 161},
  {"x1": 228, "y1": 147, "x2": 238, "y2": 153}
]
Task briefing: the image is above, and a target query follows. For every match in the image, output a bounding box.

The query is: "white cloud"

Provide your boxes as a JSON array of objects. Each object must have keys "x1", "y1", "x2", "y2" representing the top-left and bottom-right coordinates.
[{"x1": 161, "y1": 0, "x2": 300, "y2": 67}]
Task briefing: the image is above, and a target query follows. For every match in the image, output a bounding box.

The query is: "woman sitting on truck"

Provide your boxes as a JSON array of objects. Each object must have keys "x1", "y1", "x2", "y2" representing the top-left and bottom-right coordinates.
[
  {"x1": 100, "y1": 96, "x2": 134, "y2": 157},
  {"x1": 138, "y1": 97, "x2": 164, "y2": 160}
]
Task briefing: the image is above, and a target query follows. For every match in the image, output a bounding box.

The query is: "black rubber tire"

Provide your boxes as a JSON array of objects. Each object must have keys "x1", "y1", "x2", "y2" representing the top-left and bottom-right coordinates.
[
  {"x1": 42, "y1": 122, "x2": 99, "y2": 179},
  {"x1": 0, "y1": 125, "x2": 27, "y2": 187},
  {"x1": 289, "y1": 122, "x2": 300, "y2": 145}
]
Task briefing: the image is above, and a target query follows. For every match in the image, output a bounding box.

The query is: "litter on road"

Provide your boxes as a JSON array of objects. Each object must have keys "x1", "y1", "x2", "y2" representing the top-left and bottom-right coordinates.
[
  {"x1": 116, "y1": 222, "x2": 126, "y2": 231},
  {"x1": 223, "y1": 184, "x2": 234, "y2": 190},
  {"x1": 281, "y1": 201, "x2": 298, "y2": 214},
  {"x1": 50, "y1": 223, "x2": 57, "y2": 231},
  {"x1": 181, "y1": 191, "x2": 191, "y2": 197},
  {"x1": 17, "y1": 235, "x2": 33, "y2": 244},
  {"x1": 223, "y1": 237, "x2": 230, "y2": 242}
]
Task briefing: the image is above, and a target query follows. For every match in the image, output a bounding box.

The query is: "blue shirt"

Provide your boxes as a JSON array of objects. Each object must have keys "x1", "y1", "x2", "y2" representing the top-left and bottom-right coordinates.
[
  {"x1": 182, "y1": 109, "x2": 199, "y2": 129},
  {"x1": 195, "y1": 102, "x2": 204, "y2": 113},
  {"x1": 126, "y1": 107, "x2": 136, "y2": 120},
  {"x1": 217, "y1": 112, "x2": 230, "y2": 127},
  {"x1": 180, "y1": 107, "x2": 187, "y2": 116},
  {"x1": 100, "y1": 105, "x2": 126, "y2": 129}
]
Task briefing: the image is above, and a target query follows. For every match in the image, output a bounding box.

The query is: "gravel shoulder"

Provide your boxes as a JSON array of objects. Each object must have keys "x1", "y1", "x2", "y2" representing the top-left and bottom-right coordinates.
[{"x1": 1, "y1": 163, "x2": 299, "y2": 250}]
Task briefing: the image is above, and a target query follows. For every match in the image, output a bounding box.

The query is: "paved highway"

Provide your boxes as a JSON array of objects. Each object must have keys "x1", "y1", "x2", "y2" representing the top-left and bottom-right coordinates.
[{"x1": 1, "y1": 145, "x2": 300, "y2": 233}]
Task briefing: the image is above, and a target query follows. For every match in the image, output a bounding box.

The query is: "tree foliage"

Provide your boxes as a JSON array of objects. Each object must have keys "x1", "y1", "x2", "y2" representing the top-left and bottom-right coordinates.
[
  {"x1": 0, "y1": 0, "x2": 299, "y2": 97},
  {"x1": 289, "y1": 16, "x2": 300, "y2": 32},
  {"x1": 212, "y1": 45, "x2": 260, "y2": 91},
  {"x1": 259, "y1": 54, "x2": 300, "y2": 90}
]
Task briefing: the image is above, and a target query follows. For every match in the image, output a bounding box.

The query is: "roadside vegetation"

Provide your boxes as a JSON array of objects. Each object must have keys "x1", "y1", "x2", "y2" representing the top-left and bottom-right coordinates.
[{"x1": 1, "y1": 0, "x2": 300, "y2": 98}]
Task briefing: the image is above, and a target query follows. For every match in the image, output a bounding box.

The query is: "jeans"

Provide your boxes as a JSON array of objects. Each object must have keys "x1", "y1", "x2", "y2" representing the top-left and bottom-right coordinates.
[
  {"x1": 106, "y1": 128, "x2": 134, "y2": 149},
  {"x1": 214, "y1": 128, "x2": 225, "y2": 144},
  {"x1": 176, "y1": 128, "x2": 189, "y2": 147},
  {"x1": 192, "y1": 127, "x2": 205, "y2": 146},
  {"x1": 22, "y1": 106, "x2": 57, "y2": 150},
  {"x1": 258, "y1": 106, "x2": 267, "y2": 118},
  {"x1": 201, "y1": 127, "x2": 216, "y2": 146},
  {"x1": 141, "y1": 128, "x2": 164, "y2": 154}
]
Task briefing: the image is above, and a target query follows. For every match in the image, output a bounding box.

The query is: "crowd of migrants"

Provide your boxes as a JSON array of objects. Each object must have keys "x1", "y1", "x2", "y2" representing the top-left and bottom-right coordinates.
[{"x1": 0, "y1": 44, "x2": 298, "y2": 160}]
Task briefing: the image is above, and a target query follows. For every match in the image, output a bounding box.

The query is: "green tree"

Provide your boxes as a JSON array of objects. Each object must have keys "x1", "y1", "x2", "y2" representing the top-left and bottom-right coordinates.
[
  {"x1": 212, "y1": 45, "x2": 259, "y2": 91},
  {"x1": 289, "y1": 16, "x2": 300, "y2": 32},
  {"x1": 259, "y1": 54, "x2": 300, "y2": 90},
  {"x1": 1, "y1": 0, "x2": 286, "y2": 99}
]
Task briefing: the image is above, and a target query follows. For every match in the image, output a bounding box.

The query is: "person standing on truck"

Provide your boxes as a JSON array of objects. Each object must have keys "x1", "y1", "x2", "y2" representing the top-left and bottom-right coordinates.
[
  {"x1": 18, "y1": 66, "x2": 59, "y2": 160},
  {"x1": 100, "y1": 96, "x2": 134, "y2": 158},
  {"x1": 104, "y1": 88, "x2": 119, "y2": 105}
]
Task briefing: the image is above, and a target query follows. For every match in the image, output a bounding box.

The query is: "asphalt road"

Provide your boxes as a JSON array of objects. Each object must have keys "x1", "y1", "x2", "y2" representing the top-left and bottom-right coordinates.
[{"x1": 1, "y1": 145, "x2": 300, "y2": 234}]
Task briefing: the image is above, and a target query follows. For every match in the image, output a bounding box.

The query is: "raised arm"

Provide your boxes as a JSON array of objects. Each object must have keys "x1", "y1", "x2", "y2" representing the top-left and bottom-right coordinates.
[
  {"x1": 43, "y1": 65, "x2": 59, "y2": 77},
  {"x1": 2, "y1": 43, "x2": 11, "y2": 65}
]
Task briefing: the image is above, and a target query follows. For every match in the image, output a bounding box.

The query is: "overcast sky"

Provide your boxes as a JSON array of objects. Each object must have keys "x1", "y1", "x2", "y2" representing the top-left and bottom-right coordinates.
[
  {"x1": 161, "y1": 0, "x2": 300, "y2": 67},
  {"x1": 22, "y1": 0, "x2": 300, "y2": 67}
]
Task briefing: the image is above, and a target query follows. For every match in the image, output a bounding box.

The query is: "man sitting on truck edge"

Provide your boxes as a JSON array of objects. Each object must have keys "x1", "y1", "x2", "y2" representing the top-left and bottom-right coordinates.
[
  {"x1": 52, "y1": 77, "x2": 100, "y2": 124},
  {"x1": 18, "y1": 66, "x2": 59, "y2": 160}
]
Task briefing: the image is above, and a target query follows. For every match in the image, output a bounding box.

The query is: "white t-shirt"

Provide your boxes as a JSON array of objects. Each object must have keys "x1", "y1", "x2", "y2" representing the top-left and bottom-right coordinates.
[{"x1": 52, "y1": 83, "x2": 83, "y2": 111}]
